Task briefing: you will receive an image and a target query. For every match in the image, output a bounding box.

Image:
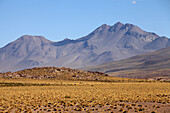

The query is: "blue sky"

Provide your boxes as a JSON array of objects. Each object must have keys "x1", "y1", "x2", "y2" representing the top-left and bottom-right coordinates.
[{"x1": 0, "y1": 0, "x2": 170, "y2": 47}]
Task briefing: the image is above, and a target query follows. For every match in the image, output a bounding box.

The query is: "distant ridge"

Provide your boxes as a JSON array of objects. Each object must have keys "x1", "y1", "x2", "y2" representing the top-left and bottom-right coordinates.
[
  {"x1": 0, "y1": 22, "x2": 170, "y2": 72},
  {"x1": 82, "y1": 47, "x2": 170, "y2": 79}
]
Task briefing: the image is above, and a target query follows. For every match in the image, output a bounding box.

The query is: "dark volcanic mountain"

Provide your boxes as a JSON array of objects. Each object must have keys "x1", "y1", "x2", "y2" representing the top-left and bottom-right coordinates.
[
  {"x1": 0, "y1": 22, "x2": 169, "y2": 72},
  {"x1": 82, "y1": 47, "x2": 170, "y2": 78}
]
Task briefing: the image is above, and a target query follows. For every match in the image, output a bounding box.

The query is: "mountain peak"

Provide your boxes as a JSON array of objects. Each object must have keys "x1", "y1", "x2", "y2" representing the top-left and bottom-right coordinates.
[
  {"x1": 63, "y1": 38, "x2": 71, "y2": 41},
  {"x1": 114, "y1": 22, "x2": 124, "y2": 26},
  {"x1": 95, "y1": 22, "x2": 124, "y2": 32},
  {"x1": 91, "y1": 24, "x2": 111, "y2": 35},
  {"x1": 108, "y1": 22, "x2": 124, "y2": 32},
  {"x1": 99, "y1": 22, "x2": 123, "y2": 29},
  {"x1": 99, "y1": 24, "x2": 111, "y2": 29},
  {"x1": 18, "y1": 35, "x2": 46, "y2": 40},
  {"x1": 16, "y1": 35, "x2": 52, "y2": 44}
]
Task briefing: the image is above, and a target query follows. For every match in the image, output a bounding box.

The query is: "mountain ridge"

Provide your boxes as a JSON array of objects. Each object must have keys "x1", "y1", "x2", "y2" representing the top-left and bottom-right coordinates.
[
  {"x1": 82, "y1": 47, "x2": 170, "y2": 78},
  {"x1": 0, "y1": 22, "x2": 170, "y2": 72}
]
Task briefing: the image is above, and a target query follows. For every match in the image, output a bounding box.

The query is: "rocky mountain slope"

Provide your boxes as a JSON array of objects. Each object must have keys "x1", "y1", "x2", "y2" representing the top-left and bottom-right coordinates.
[
  {"x1": 0, "y1": 22, "x2": 169, "y2": 72},
  {"x1": 82, "y1": 47, "x2": 170, "y2": 79}
]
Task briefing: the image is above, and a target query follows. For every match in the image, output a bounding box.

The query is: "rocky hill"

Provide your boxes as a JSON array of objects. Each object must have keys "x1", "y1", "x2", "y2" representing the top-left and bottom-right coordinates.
[
  {"x1": 0, "y1": 67, "x2": 108, "y2": 80},
  {"x1": 0, "y1": 67, "x2": 149, "y2": 82}
]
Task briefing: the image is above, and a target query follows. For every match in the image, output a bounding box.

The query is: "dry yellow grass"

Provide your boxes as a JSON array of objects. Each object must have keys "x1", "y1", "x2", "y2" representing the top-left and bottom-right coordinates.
[{"x1": 0, "y1": 79, "x2": 169, "y2": 112}]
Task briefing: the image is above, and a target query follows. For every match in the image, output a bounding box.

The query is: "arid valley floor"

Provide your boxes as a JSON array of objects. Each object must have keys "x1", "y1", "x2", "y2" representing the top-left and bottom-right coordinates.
[{"x1": 0, "y1": 78, "x2": 169, "y2": 113}]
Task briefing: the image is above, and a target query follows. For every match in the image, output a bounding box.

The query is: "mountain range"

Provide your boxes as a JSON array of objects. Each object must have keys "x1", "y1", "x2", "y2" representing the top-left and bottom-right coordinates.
[{"x1": 0, "y1": 22, "x2": 170, "y2": 72}]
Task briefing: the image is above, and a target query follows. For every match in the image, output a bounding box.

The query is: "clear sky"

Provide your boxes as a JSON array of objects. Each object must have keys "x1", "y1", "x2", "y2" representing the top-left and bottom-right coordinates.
[{"x1": 0, "y1": 0, "x2": 170, "y2": 47}]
